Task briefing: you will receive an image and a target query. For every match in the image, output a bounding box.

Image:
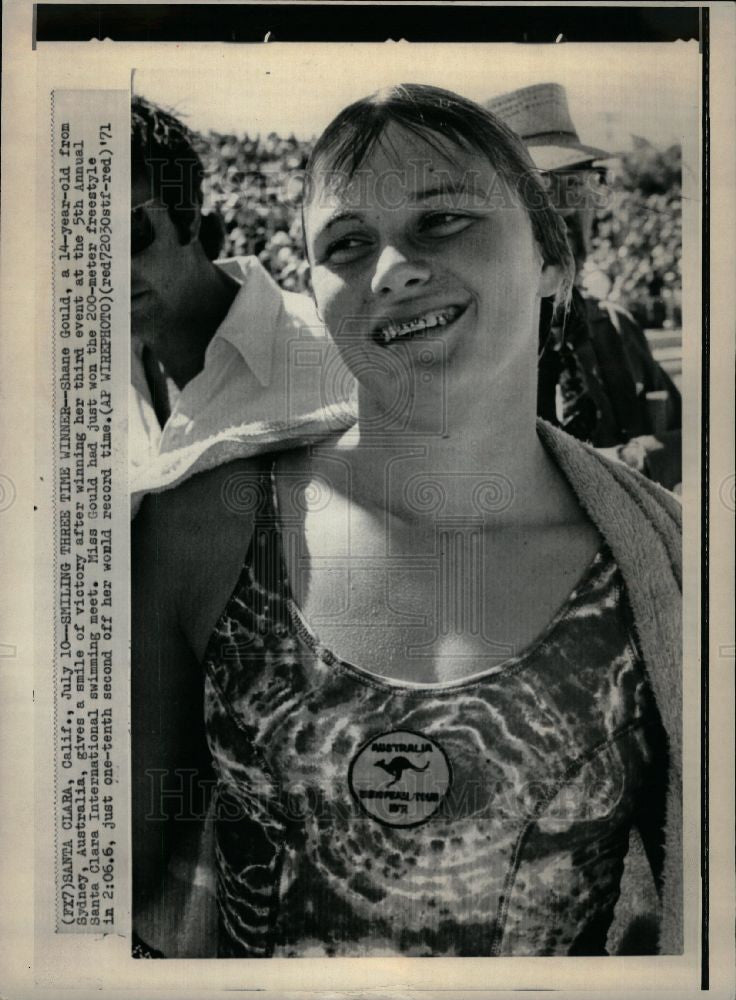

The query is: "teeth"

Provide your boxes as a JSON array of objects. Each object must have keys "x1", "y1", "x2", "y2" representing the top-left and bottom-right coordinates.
[{"x1": 376, "y1": 306, "x2": 462, "y2": 344}]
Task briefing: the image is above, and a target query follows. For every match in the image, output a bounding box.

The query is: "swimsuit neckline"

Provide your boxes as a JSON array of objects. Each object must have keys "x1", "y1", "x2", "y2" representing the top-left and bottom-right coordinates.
[{"x1": 268, "y1": 466, "x2": 608, "y2": 693}]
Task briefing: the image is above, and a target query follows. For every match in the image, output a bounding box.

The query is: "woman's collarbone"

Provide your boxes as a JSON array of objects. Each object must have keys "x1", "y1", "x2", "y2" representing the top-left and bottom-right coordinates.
[{"x1": 288, "y1": 504, "x2": 599, "y2": 685}]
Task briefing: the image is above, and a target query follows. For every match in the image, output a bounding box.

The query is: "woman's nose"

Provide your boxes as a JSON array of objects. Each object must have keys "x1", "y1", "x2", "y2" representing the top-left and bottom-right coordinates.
[{"x1": 370, "y1": 245, "x2": 431, "y2": 297}]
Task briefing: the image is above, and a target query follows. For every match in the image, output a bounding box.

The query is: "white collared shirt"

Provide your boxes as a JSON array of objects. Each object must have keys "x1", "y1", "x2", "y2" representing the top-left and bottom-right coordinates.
[{"x1": 130, "y1": 256, "x2": 357, "y2": 513}]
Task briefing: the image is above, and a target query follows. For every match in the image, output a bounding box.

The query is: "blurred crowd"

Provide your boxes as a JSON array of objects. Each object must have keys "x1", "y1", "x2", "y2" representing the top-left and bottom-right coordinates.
[
  {"x1": 583, "y1": 139, "x2": 682, "y2": 330},
  {"x1": 195, "y1": 130, "x2": 683, "y2": 328},
  {"x1": 196, "y1": 132, "x2": 312, "y2": 293}
]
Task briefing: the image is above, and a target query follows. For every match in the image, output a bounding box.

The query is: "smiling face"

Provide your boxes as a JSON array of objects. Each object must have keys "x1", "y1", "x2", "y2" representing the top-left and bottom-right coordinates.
[{"x1": 304, "y1": 125, "x2": 557, "y2": 428}]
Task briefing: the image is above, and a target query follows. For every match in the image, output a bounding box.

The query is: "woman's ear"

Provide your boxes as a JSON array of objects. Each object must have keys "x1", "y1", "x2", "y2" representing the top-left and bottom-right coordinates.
[{"x1": 538, "y1": 261, "x2": 563, "y2": 299}]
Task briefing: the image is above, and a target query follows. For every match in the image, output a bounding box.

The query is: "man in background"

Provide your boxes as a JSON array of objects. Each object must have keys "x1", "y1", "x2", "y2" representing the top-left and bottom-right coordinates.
[
  {"x1": 486, "y1": 83, "x2": 681, "y2": 490},
  {"x1": 130, "y1": 97, "x2": 355, "y2": 513},
  {"x1": 130, "y1": 97, "x2": 359, "y2": 955}
]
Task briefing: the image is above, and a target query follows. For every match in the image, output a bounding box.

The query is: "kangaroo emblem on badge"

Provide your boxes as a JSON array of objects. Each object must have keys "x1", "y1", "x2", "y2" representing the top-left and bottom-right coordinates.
[
  {"x1": 348, "y1": 729, "x2": 452, "y2": 828},
  {"x1": 374, "y1": 756, "x2": 430, "y2": 786}
]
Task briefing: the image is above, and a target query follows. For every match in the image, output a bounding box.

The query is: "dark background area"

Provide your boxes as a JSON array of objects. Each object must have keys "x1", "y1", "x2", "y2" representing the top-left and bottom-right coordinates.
[{"x1": 37, "y1": 5, "x2": 700, "y2": 44}]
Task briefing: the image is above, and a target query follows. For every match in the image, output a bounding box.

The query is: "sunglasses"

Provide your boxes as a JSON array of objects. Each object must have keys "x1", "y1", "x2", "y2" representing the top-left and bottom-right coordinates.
[{"x1": 131, "y1": 198, "x2": 161, "y2": 255}]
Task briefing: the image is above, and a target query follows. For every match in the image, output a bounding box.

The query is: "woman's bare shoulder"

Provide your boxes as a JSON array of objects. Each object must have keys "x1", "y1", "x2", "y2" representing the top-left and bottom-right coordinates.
[
  {"x1": 135, "y1": 458, "x2": 264, "y2": 534},
  {"x1": 132, "y1": 458, "x2": 265, "y2": 617},
  {"x1": 134, "y1": 452, "x2": 331, "y2": 657}
]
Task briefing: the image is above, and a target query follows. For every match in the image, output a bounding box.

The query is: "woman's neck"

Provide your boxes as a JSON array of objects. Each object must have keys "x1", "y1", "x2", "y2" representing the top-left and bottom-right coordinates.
[{"x1": 317, "y1": 380, "x2": 577, "y2": 530}]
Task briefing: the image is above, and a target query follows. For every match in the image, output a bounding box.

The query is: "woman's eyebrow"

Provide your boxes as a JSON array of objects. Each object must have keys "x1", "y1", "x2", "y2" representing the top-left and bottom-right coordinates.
[
  {"x1": 411, "y1": 176, "x2": 473, "y2": 202},
  {"x1": 322, "y1": 210, "x2": 366, "y2": 232},
  {"x1": 314, "y1": 176, "x2": 482, "y2": 237}
]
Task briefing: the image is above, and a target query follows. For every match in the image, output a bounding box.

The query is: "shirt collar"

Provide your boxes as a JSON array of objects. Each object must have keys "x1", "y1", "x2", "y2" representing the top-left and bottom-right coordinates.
[{"x1": 211, "y1": 256, "x2": 284, "y2": 388}]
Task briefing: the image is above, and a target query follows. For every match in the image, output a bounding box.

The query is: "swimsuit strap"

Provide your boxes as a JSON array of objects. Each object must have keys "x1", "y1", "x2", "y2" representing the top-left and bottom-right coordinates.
[{"x1": 245, "y1": 459, "x2": 294, "y2": 627}]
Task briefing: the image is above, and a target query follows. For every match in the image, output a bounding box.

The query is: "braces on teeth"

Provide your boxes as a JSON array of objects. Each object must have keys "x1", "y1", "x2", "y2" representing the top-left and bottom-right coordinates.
[{"x1": 376, "y1": 307, "x2": 462, "y2": 344}]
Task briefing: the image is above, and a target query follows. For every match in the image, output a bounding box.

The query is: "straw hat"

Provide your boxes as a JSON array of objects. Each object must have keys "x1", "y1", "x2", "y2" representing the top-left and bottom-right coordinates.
[{"x1": 485, "y1": 83, "x2": 611, "y2": 172}]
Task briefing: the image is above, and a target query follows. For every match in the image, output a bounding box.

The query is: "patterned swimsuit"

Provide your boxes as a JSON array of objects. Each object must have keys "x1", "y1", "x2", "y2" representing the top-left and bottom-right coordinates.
[{"x1": 202, "y1": 470, "x2": 665, "y2": 958}]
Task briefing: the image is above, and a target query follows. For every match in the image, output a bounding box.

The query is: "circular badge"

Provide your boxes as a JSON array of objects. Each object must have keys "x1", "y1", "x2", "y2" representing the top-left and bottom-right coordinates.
[{"x1": 348, "y1": 729, "x2": 452, "y2": 828}]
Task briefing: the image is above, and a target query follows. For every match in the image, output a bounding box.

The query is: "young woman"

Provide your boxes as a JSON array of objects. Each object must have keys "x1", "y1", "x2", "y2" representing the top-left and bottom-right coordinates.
[{"x1": 133, "y1": 85, "x2": 682, "y2": 958}]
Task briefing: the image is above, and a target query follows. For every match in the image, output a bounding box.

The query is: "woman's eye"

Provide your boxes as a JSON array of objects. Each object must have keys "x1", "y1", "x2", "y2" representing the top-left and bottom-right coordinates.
[
  {"x1": 418, "y1": 212, "x2": 475, "y2": 237},
  {"x1": 323, "y1": 236, "x2": 371, "y2": 265}
]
